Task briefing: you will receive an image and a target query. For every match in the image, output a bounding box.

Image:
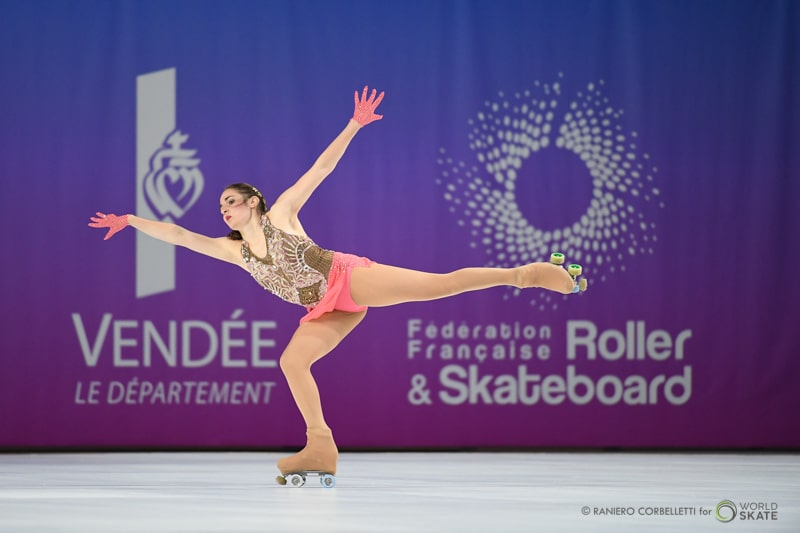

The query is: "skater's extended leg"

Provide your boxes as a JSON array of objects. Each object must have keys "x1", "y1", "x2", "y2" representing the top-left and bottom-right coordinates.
[
  {"x1": 349, "y1": 262, "x2": 574, "y2": 307},
  {"x1": 277, "y1": 309, "x2": 366, "y2": 475}
]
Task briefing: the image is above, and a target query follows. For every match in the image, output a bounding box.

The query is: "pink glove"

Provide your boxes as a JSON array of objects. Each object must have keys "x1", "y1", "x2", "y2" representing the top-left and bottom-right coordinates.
[
  {"x1": 352, "y1": 85, "x2": 385, "y2": 126},
  {"x1": 88, "y1": 212, "x2": 129, "y2": 240}
]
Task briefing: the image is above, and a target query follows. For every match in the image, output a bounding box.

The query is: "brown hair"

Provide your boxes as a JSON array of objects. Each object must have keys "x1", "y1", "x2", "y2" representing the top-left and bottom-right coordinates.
[{"x1": 224, "y1": 183, "x2": 268, "y2": 240}]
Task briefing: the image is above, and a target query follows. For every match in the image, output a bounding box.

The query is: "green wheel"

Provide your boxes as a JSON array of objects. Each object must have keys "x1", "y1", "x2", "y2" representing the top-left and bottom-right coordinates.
[
  {"x1": 568, "y1": 264, "x2": 582, "y2": 277},
  {"x1": 550, "y1": 253, "x2": 565, "y2": 265},
  {"x1": 579, "y1": 278, "x2": 588, "y2": 292},
  {"x1": 276, "y1": 475, "x2": 287, "y2": 486}
]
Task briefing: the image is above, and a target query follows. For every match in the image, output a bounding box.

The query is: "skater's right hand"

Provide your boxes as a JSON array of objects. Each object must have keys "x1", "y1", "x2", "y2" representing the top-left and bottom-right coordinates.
[
  {"x1": 88, "y1": 212, "x2": 129, "y2": 240},
  {"x1": 352, "y1": 85, "x2": 385, "y2": 126}
]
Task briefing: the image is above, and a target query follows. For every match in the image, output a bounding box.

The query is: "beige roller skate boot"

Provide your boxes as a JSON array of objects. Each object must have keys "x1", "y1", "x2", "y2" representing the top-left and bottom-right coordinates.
[
  {"x1": 514, "y1": 253, "x2": 587, "y2": 294},
  {"x1": 276, "y1": 428, "x2": 338, "y2": 488}
]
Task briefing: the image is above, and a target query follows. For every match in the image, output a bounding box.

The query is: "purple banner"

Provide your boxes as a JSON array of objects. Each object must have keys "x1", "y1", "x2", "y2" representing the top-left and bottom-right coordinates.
[{"x1": 1, "y1": 0, "x2": 798, "y2": 450}]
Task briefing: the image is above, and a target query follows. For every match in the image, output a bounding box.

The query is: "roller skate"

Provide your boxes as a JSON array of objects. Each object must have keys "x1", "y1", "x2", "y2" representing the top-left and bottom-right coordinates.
[
  {"x1": 514, "y1": 253, "x2": 588, "y2": 294},
  {"x1": 549, "y1": 252, "x2": 588, "y2": 293},
  {"x1": 275, "y1": 428, "x2": 338, "y2": 488},
  {"x1": 277, "y1": 470, "x2": 337, "y2": 488}
]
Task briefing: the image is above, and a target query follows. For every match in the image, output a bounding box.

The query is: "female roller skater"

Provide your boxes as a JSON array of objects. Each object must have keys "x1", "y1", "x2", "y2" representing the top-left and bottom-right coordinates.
[{"x1": 89, "y1": 86, "x2": 582, "y2": 482}]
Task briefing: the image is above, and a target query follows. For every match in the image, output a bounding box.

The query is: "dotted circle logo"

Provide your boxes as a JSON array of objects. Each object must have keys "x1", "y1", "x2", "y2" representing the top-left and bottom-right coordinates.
[
  {"x1": 437, "y1": 74, "x2": 664, "y2": 310},
  {"x1": 715, "y1": 500, "x2": 737, "y2": 523}
]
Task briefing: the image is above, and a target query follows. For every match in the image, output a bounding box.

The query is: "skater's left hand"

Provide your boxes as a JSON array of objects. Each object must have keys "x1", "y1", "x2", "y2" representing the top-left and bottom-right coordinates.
[
  {"x1": 352, "y1": 86, "x2": 385, "y2": 126},
  {"x1": 88, "y1": 212, "x2": 129, "y2": 240}
]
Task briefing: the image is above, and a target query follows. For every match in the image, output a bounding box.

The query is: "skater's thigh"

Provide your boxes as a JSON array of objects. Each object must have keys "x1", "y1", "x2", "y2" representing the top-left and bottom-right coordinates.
[
  {"x1": 349, "y1": 263, "x2": 447, "y2": 307},
  {"x1": 282, "y1": 309, "x2": 367, "y2": 367}
]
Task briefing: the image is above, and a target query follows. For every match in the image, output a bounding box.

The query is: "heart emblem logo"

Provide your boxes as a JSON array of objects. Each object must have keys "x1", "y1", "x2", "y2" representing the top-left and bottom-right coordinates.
[{"x1": 144, "y1": 130, "x2": 204, "y2": 220}]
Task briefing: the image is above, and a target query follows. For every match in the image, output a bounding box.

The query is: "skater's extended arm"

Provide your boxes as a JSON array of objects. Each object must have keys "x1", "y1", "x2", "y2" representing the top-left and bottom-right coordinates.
[
  {"x1": 88, "y1": 213, "x2": 242, "y2": 266},
  {"x1": 270, "y1": 86, "x2": 384, "y2": 220},
  {"x1": 271, "y1": 120, "x2": 362, "y2": 217}
]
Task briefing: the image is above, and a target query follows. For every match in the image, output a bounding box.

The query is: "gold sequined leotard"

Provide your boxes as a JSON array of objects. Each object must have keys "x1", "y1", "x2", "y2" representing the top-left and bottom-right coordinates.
[{"x1": 241, "y1": 215, "x2": 334, "y2": 307}]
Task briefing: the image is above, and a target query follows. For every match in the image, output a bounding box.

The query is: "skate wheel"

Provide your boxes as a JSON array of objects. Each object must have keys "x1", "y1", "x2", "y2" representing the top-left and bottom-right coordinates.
[
  {"x1": 276, "y1": 475, "x2": 287, "y2": 486},
  {"x1": 579, "y1": 278, "x2": 588, "y2": 292},
  {"x1": 568, "y1": 264, "x2": 582, "y2": 277},
  {"x1": 286, "y1": 474, "x2": 306, "y2": 487},
  {"x1": 320, "y1": 474, "x2": 336, "y2": 488},
  {"x1": 550, "y1": 253, "x2": 565, "y2": 265}
]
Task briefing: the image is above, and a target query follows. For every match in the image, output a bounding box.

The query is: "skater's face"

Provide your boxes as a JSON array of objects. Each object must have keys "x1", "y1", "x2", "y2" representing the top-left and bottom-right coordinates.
[{"x1": 220, "y1": 189, "x2": 257, "y2": 227}]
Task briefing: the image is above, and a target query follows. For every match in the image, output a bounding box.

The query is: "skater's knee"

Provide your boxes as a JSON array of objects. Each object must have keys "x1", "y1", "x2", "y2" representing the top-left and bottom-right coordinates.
[{"x1": 279, "y1": 351, "x2": 311, "y2": 375}]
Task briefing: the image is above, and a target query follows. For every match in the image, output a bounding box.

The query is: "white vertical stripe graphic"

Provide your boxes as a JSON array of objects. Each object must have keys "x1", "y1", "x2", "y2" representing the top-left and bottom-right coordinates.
[{"x1": 136, "y1": 69, "x2": 176, "y2": 298}]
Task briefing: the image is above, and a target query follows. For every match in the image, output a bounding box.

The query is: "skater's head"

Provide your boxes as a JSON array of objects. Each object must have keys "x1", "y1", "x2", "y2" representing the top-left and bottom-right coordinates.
[{"x1": 221, "y1": 183, "x2": 268, "y2": 240}]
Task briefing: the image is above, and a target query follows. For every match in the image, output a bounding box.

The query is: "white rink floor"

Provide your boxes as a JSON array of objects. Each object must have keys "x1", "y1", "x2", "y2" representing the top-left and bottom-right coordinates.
[{"x1": 0, "y1": 451, "x2": 798, "y2": 532}]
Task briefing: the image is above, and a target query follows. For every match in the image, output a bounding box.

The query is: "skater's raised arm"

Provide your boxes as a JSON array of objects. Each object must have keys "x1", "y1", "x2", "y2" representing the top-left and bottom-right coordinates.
[
  {"x1": 270, "y1": 86, "x2": 384, "y2": 221},
  {"x1": 88, "y1": 212, "x2": 242, "y2": 266}
]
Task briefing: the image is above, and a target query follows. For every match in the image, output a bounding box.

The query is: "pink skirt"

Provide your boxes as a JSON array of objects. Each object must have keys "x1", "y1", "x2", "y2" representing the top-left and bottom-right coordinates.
[{"x1": 300, "y1": 252, "x2": 374, "y2": 323}]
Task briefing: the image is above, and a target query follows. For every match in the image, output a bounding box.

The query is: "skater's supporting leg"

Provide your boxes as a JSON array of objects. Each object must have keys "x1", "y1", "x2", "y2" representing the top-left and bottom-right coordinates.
[
  {"x1": 280, "y1": 309, "x2": 367, "y2": 429},
  {"x1": 349, "y1": 262, "x2": 574, "y2": 308},
  {"x1": 277, "y1": 309, "x2": 367, "y2": 474}
]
